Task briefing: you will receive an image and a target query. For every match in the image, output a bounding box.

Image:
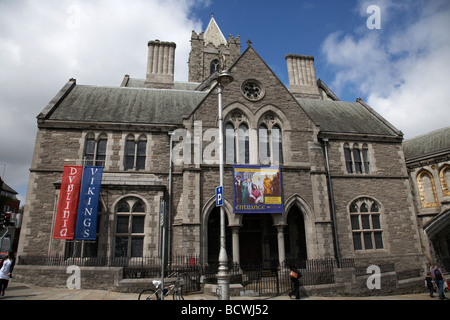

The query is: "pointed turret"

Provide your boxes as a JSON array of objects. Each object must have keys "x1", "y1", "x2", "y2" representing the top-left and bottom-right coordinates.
[
  {"x1": 204, "y1": 15, "x2": 227, "y2": 47},
  {"x1": 188, "y1": 15, "x2": 241, "y2": 83}
]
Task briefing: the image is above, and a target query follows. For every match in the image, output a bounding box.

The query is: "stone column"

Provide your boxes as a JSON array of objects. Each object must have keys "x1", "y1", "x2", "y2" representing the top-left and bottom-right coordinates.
[
  {"x1": 276, "y1": 225, "x2": 286, "y2": 265},
  {"x1": 231, "y1": 226, "x2": 240, "y2": 266}
]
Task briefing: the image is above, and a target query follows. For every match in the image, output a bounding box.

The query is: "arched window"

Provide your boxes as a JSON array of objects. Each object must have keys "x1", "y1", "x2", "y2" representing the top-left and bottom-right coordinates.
[
  {"x1": 440, "y1": 165, "x2": 450, "y2": 197},
  {"x1": 224, "y1": 111, "x2": 250, "y2": 165},
  {"x1": 84, "y1": 133, "x2": 96, "y2": 166},
  {"x1": 84, "y1": 133, "x2": 107, "y2": 167},
  {"x1": 344, "y1": 143, "x2": 353, "y2": 173},
  {"x1": 258, "y1": 124, "x2": 270, "y2": 165},
  {"x1": 210, "y1": 59, "x2": 220, "y2": 75},
  {"x1": 353, "y1": 143, "x2": 362, "y2": 173},
  {"x1": 96, "y1": 134, "x2": 107, "y2": 167},
  {"x1": 417, "y1": 170, "x2": 439, "y2": 208},
  {"x1": 124, "y1": 134, "x2": 147, "y2": 171},
  {"x1": 125, "y1": 135, "x2": 135, "y2": 170},
  {"x1": 362, "y1": 144, "x2": 370, "y2": 174},
  {"x1": 272, "y1": 125, "x2": 283, "y2": 165},
  {"x1": 349, "y1": 197, "x2": 383, "y2": 251},
  {"x1": 238, "y1": 124, "x2": 249, "y2": 164},
  {"x1": 258, "y1": 113, "x2": 283, "y2": 165},
  {"x1": 114, "y1": 197, "x2": 146, "y2": 258},
  {"x1": 225, "y1": 123, "x2": 236, "y2": 164},
  {"x1": 343, "y1": 142, "x2": 371, "y2": 174}
]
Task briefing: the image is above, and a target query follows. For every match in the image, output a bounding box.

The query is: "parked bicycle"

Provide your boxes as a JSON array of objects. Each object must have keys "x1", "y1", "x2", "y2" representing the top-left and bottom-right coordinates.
[{"x1": 138, "y1": 272, "x2": 184, "y2": 300}]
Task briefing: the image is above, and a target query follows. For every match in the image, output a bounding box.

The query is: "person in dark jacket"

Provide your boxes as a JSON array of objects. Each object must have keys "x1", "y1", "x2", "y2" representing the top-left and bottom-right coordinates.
[{"x1": 288, "y1": 265, "x2": 301, "y2": 299}]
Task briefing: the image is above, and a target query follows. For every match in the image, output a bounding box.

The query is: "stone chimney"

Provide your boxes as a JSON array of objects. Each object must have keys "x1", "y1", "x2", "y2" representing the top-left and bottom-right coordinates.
[
  {"x1": 145, "y1": 40, "x2": 176, "y2": 89},
  {"x1": 286, "y1": 54, "x2": 320, "y2": 99}
]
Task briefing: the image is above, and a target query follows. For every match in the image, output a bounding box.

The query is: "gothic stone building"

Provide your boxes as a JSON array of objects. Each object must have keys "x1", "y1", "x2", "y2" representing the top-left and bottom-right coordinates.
[
  {"x1": 17, "y1": 17, "x2": 425, "y2": 293},
  {"x1": 404, "y1": 127, "x2": 450, "y2": 270}
]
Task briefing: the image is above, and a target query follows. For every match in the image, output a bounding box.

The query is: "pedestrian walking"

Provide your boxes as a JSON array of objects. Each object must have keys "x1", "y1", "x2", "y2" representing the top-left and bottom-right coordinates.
[
  {"x1": 288, "y1": 265, "x2": 301, "y2": 299},
  {"x1": 431, "y1": 264, "x2": 446, "y2": 300},
  {"x1": 0, "y1": 251, "x2": 15, "y2": 297},
  {"x1": 425, "y1": 272, "x2": 435, "y2": 297}
]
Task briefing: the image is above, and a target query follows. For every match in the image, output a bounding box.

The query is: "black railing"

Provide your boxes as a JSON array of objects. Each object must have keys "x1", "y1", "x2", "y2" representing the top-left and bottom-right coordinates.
[{"x1": 18, "y1": 255, "x2": 355, "y2": 295}]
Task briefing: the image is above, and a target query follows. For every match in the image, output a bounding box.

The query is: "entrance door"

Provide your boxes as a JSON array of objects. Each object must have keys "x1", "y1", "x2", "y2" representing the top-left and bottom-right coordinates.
[
  {"x1": 285, "y1": 206, "x2": 307, "y2": 262},
  {"x1": 239, "y1": 214, "x2": 277, "y2": 265},
  {"x1": 239, "y1": 231, "x2": 262, "y2": 265},
  {"x1": 207, "y1": 207, "x2": 231, "y2": 265}
]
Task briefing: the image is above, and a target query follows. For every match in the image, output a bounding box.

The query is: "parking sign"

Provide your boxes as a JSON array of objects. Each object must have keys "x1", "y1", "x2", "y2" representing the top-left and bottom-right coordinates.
[{"x1": 216, "y1": 186, "x2": 223, "y2": 207}]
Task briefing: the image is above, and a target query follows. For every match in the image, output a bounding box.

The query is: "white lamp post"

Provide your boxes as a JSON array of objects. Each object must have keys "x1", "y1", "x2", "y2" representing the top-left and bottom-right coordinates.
[{"x1": 216, "y1": 70, "x2": 234, "y2": 300}]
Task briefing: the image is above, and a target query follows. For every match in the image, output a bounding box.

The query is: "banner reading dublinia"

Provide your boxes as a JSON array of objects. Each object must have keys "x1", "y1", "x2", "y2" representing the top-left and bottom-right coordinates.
[{"x1": 53, "y1": 165, "x2": 103, "y2": 240}]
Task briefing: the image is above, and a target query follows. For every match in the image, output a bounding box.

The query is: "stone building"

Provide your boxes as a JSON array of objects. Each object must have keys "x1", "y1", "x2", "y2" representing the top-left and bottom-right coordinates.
[
  {"x1": 17, "y1": 16, "x2": 426, "y2": 293},
  {"x1": 404, "y1": 127, "x2": 450, "y2": 269}
]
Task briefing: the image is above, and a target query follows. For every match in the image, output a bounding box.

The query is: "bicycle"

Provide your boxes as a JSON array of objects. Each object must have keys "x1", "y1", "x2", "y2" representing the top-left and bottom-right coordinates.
[{"x1": 138, "y1": 273, "x2": 184, "y2": 300}]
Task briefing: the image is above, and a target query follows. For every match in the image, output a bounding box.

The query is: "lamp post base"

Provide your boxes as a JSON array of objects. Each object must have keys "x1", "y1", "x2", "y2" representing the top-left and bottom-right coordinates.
[
  {"x1": 217, "y1": 246, "x2": 230, "y2": 300},
  {"x1": 217, "y1": 266, "x2": 230, "y2": 300}
]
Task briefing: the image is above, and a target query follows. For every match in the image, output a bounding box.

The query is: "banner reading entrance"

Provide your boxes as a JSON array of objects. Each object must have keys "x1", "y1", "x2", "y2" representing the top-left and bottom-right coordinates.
[
  {"x1": 75, "y1": 166, "x2": 103, "y2": 240},
  {"x1": 53, "y1": 165, "x2": 83, "y2": 239},
  {"x1": 233, "y1": 165, "x2": 283, "y2": 214}
]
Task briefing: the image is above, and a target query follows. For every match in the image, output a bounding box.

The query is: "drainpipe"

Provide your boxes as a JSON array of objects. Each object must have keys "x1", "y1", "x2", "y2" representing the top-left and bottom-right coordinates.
[
  {"x1": 322, "y1": 138, "x2": 342, "y2": 267},
  {"x1": 167, "y1": 132, "x2": 174, "y2": 267}
]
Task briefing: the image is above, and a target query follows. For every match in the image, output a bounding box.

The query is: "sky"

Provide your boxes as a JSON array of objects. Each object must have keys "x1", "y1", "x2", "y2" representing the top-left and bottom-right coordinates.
[{"x1": 1, "y1": 0, "x2": 449, "y2": 205}]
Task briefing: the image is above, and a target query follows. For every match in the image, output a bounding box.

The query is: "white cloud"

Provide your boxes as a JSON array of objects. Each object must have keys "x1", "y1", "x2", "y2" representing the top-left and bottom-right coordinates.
[
  {"x1": 0, "y1": 0, "x2": 207, "y2": 204},
  {"x1": 321, "y1": 0, "x2": 450, "y2": 139}
]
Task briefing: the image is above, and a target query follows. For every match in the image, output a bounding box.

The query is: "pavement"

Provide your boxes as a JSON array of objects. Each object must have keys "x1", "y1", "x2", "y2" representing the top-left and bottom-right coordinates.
[{"x1": 0, "y1": 281, "x2": 444, "y2": 301}]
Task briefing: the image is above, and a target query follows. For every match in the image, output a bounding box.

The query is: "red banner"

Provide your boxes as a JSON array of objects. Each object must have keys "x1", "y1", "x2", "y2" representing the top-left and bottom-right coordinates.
[{"x1": 53, "y1": 165, "x2": 83, "y2": 239}]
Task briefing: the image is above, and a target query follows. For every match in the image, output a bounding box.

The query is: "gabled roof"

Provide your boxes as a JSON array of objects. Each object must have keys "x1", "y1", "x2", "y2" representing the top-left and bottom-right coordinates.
[
  {"x1": 0, "y1": 181, "x2": 18, "y2": 195},
  {"x1": 42, "y1": 84, "x2": 207, "y2": 125},
  {"x1": 403, "y1": 126, "x2": 450, "y2": 160},
  {"x1": 40, "y1": 45, "x2": 402, "y2": 140},
  {"x1": 298, "y1": 98, "x2": 401, "y2": 137}
]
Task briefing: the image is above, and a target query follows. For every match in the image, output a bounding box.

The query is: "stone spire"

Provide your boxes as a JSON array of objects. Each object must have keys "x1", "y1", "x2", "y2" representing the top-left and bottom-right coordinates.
[{"x1": 204, "y1": 14, "x2": 227, "y2": 47}]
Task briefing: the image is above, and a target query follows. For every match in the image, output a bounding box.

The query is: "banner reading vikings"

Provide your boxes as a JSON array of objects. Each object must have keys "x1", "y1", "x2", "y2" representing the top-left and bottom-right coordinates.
[
  {"x1": 75, "y1": 166, "x2": 103, "y2": 240},
  {"x1": 53, "y1": 165, "x2": 83, "y2": 239},
  {"x1": 233, "y1": 165, "x2": 283, "y2": 214}
]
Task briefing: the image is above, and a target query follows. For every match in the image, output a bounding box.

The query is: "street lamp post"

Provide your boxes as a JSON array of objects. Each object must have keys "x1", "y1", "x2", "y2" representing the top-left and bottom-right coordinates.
[{"x1": 216, "y1": 70, "x2": 234, "y2": 300}]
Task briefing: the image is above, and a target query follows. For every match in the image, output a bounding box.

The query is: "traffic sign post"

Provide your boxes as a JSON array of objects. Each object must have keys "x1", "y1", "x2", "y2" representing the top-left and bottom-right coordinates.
[{"x1": 216, "y1": 186, "x2": 223, "y2": 207}]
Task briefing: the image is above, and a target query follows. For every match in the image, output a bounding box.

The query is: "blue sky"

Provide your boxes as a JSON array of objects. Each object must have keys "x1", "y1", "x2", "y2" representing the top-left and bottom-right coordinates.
[
  {"x1": 190, "y1": 1, "x2": 363, "y2": 94},
  {"x1": 0, "y1": 0, "x2": 449, "y2": 203}
]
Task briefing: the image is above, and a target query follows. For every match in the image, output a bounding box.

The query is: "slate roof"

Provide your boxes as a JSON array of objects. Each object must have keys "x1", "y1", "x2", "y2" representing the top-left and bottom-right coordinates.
[
  {"x1": 297, "y1": 98, "x2": 400, "y2": 137},
  {"x1": 46, "y1": 85, "x2": 208, "y2": 125},
  {"x1": 42, "y1": 80, "x2": 400, "y2": 139},
  {"x1": 403, "y1": 126, "x2": 450, "y2": 160}
]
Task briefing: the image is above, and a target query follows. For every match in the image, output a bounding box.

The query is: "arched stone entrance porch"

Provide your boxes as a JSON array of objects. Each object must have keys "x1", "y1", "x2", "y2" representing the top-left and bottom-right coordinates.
[
  {"x1": 201, "y1": 194, "x2": 317, "y2": 266},
  {"x1": 424, "y1": 209, "x2": 450, "y2": 269}
]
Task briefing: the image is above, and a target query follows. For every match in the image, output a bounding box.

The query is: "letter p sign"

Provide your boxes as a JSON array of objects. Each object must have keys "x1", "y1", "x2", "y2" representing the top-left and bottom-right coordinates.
[{"x1": 216, "y1": 186, "x2": 223, "y2": 207}]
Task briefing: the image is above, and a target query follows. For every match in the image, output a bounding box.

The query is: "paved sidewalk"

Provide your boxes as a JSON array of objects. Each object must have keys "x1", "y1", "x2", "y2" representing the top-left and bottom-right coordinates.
[{"x1": 0, "y1": 281, "x2": 441, "y2": 300}]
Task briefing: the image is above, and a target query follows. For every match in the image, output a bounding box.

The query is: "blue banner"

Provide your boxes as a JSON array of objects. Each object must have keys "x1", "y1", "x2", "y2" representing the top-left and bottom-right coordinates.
[
  {"x1": 75, "y1": 166, "x2": 103, "y2": 240},
  {"x1": 233, "y1": 165, "x2": 283, "y2": 214}
]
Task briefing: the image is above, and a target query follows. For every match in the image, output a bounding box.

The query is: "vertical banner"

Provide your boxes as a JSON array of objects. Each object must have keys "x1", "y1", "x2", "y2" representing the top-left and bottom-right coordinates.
[
  {"x1": 233, "y1": 165, "x2": 283, "y2": 214},
  {"x1": 53, "y1": 165, "x2": 83, "y2": 239},
  {"x1": 75, "y1": 166, "x2": 103, "y2": 240}
]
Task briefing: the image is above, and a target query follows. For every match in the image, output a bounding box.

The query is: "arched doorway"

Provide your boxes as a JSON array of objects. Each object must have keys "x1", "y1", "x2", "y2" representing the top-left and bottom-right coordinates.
[
  {"x1": 284, "y1": 205, "x2": 307, "y2": 262},
  {"x1": 239, "y1": 214, "x2": 278, "y2": 266},
  {"x1": 207, "y1": 207, "x2": 232, "y2": 265}
]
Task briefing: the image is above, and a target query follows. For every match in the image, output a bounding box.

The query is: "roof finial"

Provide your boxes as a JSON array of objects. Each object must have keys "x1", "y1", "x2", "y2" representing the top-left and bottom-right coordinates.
[
  {"x1": 246, "y1": 39, "x2": 252, "y2": 47},
  {"x1": 211, "y1": 12, "x2": 214, "y2": 17}
]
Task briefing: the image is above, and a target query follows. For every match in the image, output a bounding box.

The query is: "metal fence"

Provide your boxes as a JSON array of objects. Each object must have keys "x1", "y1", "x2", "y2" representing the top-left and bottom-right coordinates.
[{"x1": 18, "y1": 255, "x2": 355, "y2": 295}]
